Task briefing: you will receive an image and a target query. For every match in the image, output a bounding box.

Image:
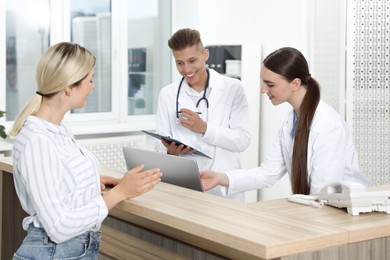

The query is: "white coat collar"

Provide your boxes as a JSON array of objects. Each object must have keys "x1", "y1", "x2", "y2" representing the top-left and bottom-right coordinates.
[
  {"x1": 206, "y1": 69, "x2": 226, "y2": 114},
  {"x1": 175, "y1": 69, "x2": 225, "y2": 113}
]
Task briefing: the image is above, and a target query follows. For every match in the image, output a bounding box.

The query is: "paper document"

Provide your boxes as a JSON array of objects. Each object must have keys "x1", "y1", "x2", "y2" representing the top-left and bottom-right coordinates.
[{"x1": 141, "y1": 130, "x2": 212, "y2": 159}]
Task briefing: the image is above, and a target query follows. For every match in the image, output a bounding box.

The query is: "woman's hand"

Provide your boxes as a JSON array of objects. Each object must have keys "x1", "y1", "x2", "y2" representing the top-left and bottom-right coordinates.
[
  {"x1": 117, "y1": 165, "x2": 162, "y2": 199},
  {"x1": 103, "y1": 165, "x2": 162, "y2": 210},
  {"x1": 100, "y1": 175, "x2": 120, "y2": 191},
  {"x1": 199, "y1": 170, "x2": 229, "y2": 191}
]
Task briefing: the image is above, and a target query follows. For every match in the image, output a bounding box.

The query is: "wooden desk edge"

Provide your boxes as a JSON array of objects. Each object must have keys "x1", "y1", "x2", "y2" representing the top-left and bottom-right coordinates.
[{"x1": 1, "y1": 157, "x2": 390, "y2": 259}]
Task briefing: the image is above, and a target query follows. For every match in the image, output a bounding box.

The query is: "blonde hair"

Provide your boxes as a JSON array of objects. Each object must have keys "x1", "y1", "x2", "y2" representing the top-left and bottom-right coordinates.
[{"x1": 9, "y1": 42, "x2": 96, "y2": 137}]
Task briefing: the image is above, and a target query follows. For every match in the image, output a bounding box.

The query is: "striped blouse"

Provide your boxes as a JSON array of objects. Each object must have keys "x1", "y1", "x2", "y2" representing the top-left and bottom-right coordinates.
[{"x1": 12, "y1": 116, "x2": 108, "y2": 243}]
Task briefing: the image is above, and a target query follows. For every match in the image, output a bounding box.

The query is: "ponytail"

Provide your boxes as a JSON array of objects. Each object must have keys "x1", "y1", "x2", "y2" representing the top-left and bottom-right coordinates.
[
  {"x1": 291, "y1": 76, "x2": 320, "y2": 194},
  {"x1": 9, "y1": 95, "x2": 42, "y2": 137},
  {"x1": 8, "y1": 42, "x2": 95, "y2": 137},
  {"x1": 262, "y1": 47, "x2": 321, "y2": 195}
]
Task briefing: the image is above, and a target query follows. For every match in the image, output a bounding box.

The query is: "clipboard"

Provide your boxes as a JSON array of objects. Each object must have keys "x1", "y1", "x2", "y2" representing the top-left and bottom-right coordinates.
[{"x1": 141, "y1": 130, "x2": 212, "y2": 159}]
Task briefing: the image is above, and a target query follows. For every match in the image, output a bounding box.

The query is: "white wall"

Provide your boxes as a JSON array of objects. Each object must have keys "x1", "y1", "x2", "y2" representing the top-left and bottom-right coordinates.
[
  {"x1": 172, "y1": 0, "x2": 310, "y2": 55},
  {"x1": 171, "y1": 0, "x2": 311, "y2": 200}
]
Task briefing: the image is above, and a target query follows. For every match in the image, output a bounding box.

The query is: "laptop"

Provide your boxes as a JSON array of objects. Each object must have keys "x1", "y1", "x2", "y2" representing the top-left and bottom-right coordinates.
[{"x1": 122, "y1": 147, "x2": 204, "y2": 192}]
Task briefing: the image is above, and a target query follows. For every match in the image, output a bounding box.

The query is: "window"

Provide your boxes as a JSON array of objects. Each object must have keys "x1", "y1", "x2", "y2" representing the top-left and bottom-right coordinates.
[
  {"x1": 70, "y1": 0, "x2": 112, "y2": 114},
  {"x1": 5, "y1": 0, "x2": 50, "y2": 121},
  {"x1": 127, "y1": 0, "x2": 171, "y2": 116},
  {"x1": 2, "y1": 0, "x2": 171, "y2": 134}
]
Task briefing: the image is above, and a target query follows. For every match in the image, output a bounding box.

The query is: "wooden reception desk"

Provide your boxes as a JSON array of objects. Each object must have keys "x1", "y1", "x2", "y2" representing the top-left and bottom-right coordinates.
[{"x1": 1, "y1": 156, "x2": 390, "y2": 259}]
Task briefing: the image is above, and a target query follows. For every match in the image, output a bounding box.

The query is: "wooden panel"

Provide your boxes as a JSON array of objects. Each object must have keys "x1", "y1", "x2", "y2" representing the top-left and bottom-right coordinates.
[
  {"x1": 100, "y1": 225, "x2": 188, "y2": 260},
  {"x1": 0, "y1": 169, "x2": 27, "y2": 259},
  {"x1": 102, "y1": 216, "x2": 228, "y2": 260}
]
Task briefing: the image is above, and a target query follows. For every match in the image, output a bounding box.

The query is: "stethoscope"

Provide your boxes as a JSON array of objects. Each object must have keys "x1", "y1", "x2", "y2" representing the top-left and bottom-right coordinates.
[{"x1": 176, "y1": 69, "x2": 210, "y2": 118}]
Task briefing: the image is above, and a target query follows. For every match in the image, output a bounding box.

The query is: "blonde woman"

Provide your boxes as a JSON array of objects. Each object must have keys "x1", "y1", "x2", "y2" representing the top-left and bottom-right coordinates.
[{"x1": 10, "y1": 42, "x2": 161, "y2": 259}]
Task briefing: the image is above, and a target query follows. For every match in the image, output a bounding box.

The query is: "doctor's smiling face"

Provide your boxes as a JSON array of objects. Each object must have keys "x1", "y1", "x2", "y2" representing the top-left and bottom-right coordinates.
[
  {"x1": 260, "y1": 65, "x2": 297, "y2": 106},
  {"x1": 172, "y1": 44, "x2": 209, "y2": 91}
]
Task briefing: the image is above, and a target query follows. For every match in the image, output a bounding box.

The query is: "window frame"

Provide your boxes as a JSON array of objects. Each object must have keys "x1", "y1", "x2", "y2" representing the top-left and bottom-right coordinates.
[{"x1": 1, "y1": 0, "x2": 171, "y2": 136}]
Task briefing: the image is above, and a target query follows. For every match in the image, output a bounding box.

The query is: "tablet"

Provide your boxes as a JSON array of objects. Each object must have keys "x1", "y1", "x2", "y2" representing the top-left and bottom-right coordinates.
[
  {"x1": 123, "y1": 147, "x2": 204, "y2": 192},
  {"x1": 141, "y1": 130, "x2": 212, "y2": 159}
]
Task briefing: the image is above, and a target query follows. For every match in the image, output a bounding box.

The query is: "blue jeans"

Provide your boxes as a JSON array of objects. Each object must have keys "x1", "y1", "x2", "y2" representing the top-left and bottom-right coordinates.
[{"x1": 13, "y1": 225, "x2": 101, "y2": 260}]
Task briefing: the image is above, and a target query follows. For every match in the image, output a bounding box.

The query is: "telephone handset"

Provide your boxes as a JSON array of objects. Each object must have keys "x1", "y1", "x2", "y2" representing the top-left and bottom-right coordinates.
[
  {"x1": 319, "y1": 180, "x2": 366, "y2": 195},
  {"x1": 288, "y1": 180, "x2": 390, "y2": 216}
]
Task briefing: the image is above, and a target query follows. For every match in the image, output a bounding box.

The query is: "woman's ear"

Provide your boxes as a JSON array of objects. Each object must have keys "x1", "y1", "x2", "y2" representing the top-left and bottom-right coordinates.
[
  {"x1": 291, "y1": 78, "x2": 302, "y2": 91},
  {"x1": 64, "y1": 87, "x2": 73, "y2": 96}
]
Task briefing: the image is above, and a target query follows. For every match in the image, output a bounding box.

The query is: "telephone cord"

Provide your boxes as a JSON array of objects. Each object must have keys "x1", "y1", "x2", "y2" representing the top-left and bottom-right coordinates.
[{"x1": 287, "y1": 194, "x2": 328, "y2": 208}]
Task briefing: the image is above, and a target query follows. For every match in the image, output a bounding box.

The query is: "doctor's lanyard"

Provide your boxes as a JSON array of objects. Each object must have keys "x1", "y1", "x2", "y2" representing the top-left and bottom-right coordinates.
[{"x1": 176, "y1": 68, "x2": 210, "y2": 119}]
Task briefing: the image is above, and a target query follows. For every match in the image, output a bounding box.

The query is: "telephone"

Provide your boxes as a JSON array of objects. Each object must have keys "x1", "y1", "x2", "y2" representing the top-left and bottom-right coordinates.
[{"x1": 288, "y1": 180, "x2": 390, "y2": 216}]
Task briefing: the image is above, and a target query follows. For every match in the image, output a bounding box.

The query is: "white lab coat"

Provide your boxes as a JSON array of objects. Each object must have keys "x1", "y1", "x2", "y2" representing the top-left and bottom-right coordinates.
[
  {"x1": 226, "y1": 100, "x2": 370, "y2": 196},
  {"x1": 155, "y1": 69, "x2": 251, "y2": 201}
]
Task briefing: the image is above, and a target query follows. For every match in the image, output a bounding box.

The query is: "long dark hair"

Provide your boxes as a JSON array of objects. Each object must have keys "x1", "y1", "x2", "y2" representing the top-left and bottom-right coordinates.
[{"x1": 263, "y1": 47, "x2": 320, "y2": 194}]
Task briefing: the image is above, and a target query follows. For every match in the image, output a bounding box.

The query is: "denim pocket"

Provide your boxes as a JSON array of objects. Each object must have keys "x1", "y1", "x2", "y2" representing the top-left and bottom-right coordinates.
[
  {"x1": 52, "y1": 235, "x2": 88, "y2": 259},
  {"x1": 12, "y1": 253, "x2": 33, "y2": 260},
  {"x1": 13, "y1": 231, "x2": 89, "y2": 260},
  {"x1": 13, "y1": 230, "x2": 54, "y2": 259}
]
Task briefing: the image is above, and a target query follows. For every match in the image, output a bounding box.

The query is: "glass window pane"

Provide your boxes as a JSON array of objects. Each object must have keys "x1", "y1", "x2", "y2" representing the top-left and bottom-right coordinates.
[
  {"x1": 127, "y1": 0, "x2": 171, "y2": 115},
  {"x1": 70, "y1": 0, "x2": 111, "y2": 113},
  {"x1": 6, "y1": 0, "x2": 50, "y2": 121}
]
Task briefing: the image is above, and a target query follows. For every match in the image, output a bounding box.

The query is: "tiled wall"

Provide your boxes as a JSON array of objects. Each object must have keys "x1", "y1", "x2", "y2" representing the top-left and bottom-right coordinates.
[{"x1": 353, "y1": 0, "x2": 390, "y2": 185}]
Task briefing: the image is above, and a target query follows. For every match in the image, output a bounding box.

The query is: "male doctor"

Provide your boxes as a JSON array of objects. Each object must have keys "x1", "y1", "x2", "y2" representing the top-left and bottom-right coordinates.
[{"x1": 155, "y1": 28, "x2": 251, "y2": 201}]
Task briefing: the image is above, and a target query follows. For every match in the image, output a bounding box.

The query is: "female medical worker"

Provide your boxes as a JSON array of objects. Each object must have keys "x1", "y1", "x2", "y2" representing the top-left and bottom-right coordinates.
[
  {"x1": 200, "y1": 47, "x2": 370, "y2": 196},
  {"x1": 155, "y1": 28, "x2": 251, "y2": 201}
]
